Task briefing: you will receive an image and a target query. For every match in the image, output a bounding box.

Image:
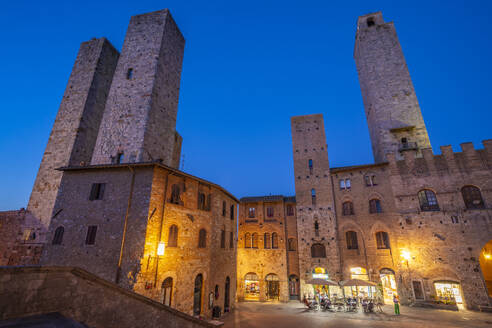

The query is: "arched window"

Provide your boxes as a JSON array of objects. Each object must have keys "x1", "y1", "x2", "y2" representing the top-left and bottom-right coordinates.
[
  {"x1": 418, "y1": 189, "x2": 439, "y2": 211},
  {"x1": 244, "y1": 232, "x2": 251, "y2": 248},
  {"x1": 170, "y1": 184, "x2": 181, "y2": 205},
  {"x1": 198, "y1": 229, "x2": 207, "y2": 248},
  {"x1": 342, "y1": 201, "x2": 354, "y2": 215},
  {"x1": 311, "y1": 243, "x2": 326, "y2": 258},
  {"x1": 222, "y1": 201, "x2": 226, "y2": 216},
  {"x1": 52, "y1": 226, "x2": 64, "y2": 245},
  {"x1": 346, "y1": 231, "x2": 358, "y2": 249},
  {"x1": 461, "y1": 186, "x2": 485, "y2": 209},
  {"x1": 369, "y1": 199, "x2": 382, "y2": 213},
  {"x1": 162, "y1": 277, "x2": 173, "y2": 306},
  {"x1": 264, "y1": 233, "x2": 271, "y2": 249},
  {"x1": 272, "y1": 232, "x2": 279, "y2": 249},
  {"x1": 288, "y1": 238, "x2": 296, "y2": 251},
  {"x1": 252, "y1": 233, "x2": 259, "y2": 248},
  {"x1": 375, "y1": 231, "x2": 390, "y2": 249},
  {"x1": 220, "y1": 229, "x2": 226, "y2": 248},
  {"x1": 311, "y1": 189, "x2": 316, "y2": 206},
  {"x1": 193, "y1": 274, "x2": 203, "y2": 315},
  {"x1": 168, "y1": 225, "x2": 178, "y2": 247}
]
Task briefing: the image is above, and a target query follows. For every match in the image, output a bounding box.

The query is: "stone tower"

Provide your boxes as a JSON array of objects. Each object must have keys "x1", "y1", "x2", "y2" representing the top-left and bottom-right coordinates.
[
  {"x1": 91, "y1": 9, "x2": 185, "y2": 167},
  {"x1": 291, "y1": 114, "x2": 341, "y2": 297},
  {"x1": 354, "y1": 12, "x2": 431, "y2": 163},
  {"x1": 28, "y1": 38, "x2": 119, "y2": 230}
]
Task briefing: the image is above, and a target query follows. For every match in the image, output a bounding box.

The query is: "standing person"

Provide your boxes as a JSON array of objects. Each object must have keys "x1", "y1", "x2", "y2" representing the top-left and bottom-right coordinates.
[{"x1": 393, "y1": 294, "x2": 400, "y2": 315}]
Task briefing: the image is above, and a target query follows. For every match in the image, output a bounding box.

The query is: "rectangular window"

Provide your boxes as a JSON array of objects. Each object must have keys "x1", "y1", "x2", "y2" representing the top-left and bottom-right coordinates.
[
  {"x1": 85, "y1": 226, "x2": 97, "y2": 245},
  {"x1": 267, "y1": 207, "x2": 274, "y2": 218},
  {"x1": 116, "y1": 152, "x2": 124, "y2": 164},
  {"x1": 346, "y1": 231, "x2": 358, "y2": 249},
  {"x1": 220, "y1": 230, "x2": 225, "y2": 248},
  {"x1": 126, "y1": 68, "x2": 133, "y2": 79},
  {"x1": 89, "y1": 183, "x2": 105, "y2": 200},
  {"x1": 340, "y1": 179, "x2": 351, "y2": 190},
  {"x1": 248, "y1": 207, "x2": 256, "y2": 218},
  {"x1": 229, "y1": 231, "x2": 234, "y2": 248},
  {"x1": 230, "y1": 205, "x2": 234, "y2": 220},
  {"x1": 340, "y1": 179, "x2": 345, "y2": 189}
]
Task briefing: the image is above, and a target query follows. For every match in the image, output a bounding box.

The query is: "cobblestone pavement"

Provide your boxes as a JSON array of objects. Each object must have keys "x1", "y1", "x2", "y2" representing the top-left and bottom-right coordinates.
[{"x1": 222, "y1": 301, "x2": 492, "y2": 328}]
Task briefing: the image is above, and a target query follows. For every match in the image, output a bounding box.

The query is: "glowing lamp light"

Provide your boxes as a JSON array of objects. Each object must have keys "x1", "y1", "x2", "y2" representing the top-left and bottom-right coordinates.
[
  {"x1": 157, "y1": 242, "x2": 166, "y2": 256},
  {"x1": 485, "y1": 253, "x2": 491, "y2": 260},
  {"x1": 401, "y1": 250, "x2": 411, "y2": 262}
]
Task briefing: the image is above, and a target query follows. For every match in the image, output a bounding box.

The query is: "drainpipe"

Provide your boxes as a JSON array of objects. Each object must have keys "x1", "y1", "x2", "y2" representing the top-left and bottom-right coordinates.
[
  {"x1": 154, "y1": 171, "x2": 170, "y2": 287},
  {"x1": 330, "y1": 175, "x2": 344, "y2": 281},
  {"x1": 116, "y1": 165, "x2": 136, "y2": 284}
]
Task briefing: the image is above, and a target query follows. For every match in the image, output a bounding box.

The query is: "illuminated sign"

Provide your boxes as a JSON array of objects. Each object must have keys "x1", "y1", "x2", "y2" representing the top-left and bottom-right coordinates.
[{"x1": 312, "y1": 273, "x2": 329, "y2": 279}]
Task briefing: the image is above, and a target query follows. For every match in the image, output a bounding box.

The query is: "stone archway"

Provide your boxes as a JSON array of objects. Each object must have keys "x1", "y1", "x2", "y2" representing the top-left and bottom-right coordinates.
[{"x1": 480, "y1": 239, "x2": 492, "y2": 297}]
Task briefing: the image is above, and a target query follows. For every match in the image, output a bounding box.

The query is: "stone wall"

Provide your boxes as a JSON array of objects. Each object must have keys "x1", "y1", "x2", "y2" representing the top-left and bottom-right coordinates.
[
  {"x1": 91, "y1": 9, "x2": 185, "y2": 166},
  {"x1": 0, "y1": 266, "x2": 222, "y2": 328},
  {"x1": 354, "y1": 12, "x2": 431, "y2": 163},
  {"x1": 27, "y1": 38, "x2": 119, "y2": 233},
  {"x1": 0, "y1": 210, "x2": 43, "y2": 266}
]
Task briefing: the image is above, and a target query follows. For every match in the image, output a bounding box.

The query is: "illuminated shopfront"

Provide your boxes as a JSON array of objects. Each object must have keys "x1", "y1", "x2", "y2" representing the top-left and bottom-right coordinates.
[
  {"x1": 434, "y1": 281, "x2": 464, "y2": 309},
  {"x1": 244, "y1": 272, "x2": 260, "y2": 301},
  {"x1": 311, "y1": 267, "x2": 341, "y2": 297},
  {"x1": 344, "y1": 267, "x2": 376, "y2": 298},
  {"x1": 380, "y1": 268, "x2": 397, "y2": 303}
]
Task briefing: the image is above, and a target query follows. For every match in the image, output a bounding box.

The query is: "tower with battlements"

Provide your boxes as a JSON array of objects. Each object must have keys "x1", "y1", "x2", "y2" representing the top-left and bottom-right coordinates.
[{"x1": 354, "y1": 12, "x2": 431, "y2": 163}]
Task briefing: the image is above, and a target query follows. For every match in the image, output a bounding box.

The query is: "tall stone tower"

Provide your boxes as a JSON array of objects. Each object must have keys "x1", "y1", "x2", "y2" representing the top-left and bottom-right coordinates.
[
  {"x1": 291, "y1": 114, "x2": 341, "y2": 297},
  {"x1": 91, "y1": 9, "x2": 185, "y2": 167},
  {"x1": 28, "y1": 38, "x2": 119, "y2": 230},
  {"x1": 354, "y1": 12, "x2": 431, "y2": 163}
]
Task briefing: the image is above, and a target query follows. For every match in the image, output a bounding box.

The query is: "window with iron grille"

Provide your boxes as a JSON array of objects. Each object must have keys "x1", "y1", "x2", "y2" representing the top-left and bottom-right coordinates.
[
  {"x1": 89, "y1": 183, "x2": 105, "y2": 200},
  {"x1": 461, "y1": 185, "x2": 485, "y2": 209},
  {"x1": 369, "y1": 199, "x2": 382, "y2": 213},
  {"x1": 342, "y1": 201, "x2": 354, "y2": 215},
  {"x1": 375, "y1": 231, "x2": 390, "y2": 249},
  {"x1": 85, "y1": 226, "x2": 97, "y2": 245},
  {"x1": 418, "y1": 189, "x2": 439, "y2": 211},
  {"x1": 346, "y1": 231, "x2": 358, "y2": 249}
]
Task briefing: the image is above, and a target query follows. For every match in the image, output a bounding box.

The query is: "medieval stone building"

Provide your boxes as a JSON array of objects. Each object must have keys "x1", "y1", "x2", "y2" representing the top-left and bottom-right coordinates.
[{"x1": 238, "y1": 12, "x2": 492, "y2": 311}]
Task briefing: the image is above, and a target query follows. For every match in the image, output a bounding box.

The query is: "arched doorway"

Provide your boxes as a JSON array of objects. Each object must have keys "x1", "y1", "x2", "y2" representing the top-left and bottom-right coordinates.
[
  {"x1": 224, "y1": 276, "x2": 230, "y2": 312},
  {"x1": 346, "y1": 267, "x2": 375, "y2": 298},
  {"x1": 289, "y1": 275, "x2": 299, "y2": 300},
  {"x1": 193, "y1": 274, "x2": 203, "y2": 316},
  {"x1": 379, "y1": 268, "x2": 397, "y2": 303},
  {"x1": 265, "y1": 273, "x2": 280, "y2": 300},
  {"x1": 244, "y1": 272, "x2": 259, "y2": 301},
  {"x1": 162, "y1": 277, "x2": 173, "y2": 306},
  {"x1": 480, "y1": 240, "x2": 492, "y2": 297}
]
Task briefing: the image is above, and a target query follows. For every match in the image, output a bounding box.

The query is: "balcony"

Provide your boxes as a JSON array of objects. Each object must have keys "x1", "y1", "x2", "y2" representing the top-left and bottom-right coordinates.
[{"x1": 399, "y1": 142, "x2": 418, "y2": 152}]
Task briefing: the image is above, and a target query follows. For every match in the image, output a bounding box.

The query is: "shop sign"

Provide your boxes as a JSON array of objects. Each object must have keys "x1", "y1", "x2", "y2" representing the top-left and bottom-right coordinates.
[{"x1": 312, "y1": 273, "x2": 328, "y2": 279}]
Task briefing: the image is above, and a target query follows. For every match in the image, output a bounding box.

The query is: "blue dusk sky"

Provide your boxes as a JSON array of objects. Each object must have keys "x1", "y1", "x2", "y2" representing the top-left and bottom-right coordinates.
[{"x1": 1, "y1": 0, "x2": 491, "y2": 210}]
